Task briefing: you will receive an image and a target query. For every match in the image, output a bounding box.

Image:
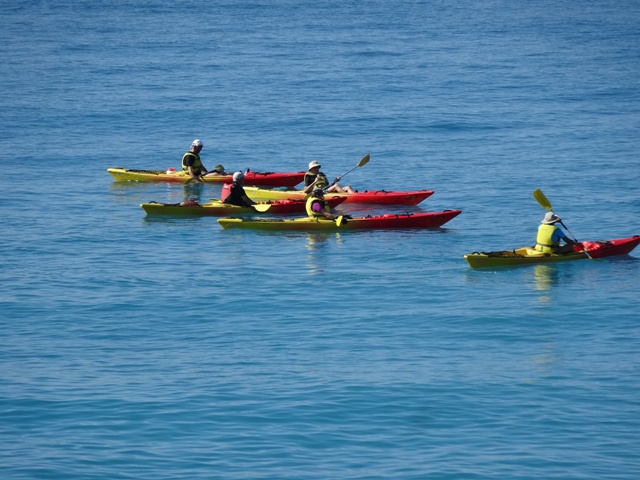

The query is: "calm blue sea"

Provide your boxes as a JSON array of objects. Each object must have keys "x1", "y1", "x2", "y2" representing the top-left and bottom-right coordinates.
[{"x1": 1, "y1": 1, "x2": 639, "y2": 479}]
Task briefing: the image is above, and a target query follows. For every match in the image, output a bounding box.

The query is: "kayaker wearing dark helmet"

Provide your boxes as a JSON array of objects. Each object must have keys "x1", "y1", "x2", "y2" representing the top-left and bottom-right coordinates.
[
  {"x1": 306, "y1": 188, "x2": 336, "y2": 220},
  {"x1": 303, "y1": 160, "x2": 355, "y2": 194},
  {"x1": 222, "y1": 171, "x2": 255, "y2": 207},
  {"x1": 535, "y1": 212, "x2": 580, "y2": 254}
]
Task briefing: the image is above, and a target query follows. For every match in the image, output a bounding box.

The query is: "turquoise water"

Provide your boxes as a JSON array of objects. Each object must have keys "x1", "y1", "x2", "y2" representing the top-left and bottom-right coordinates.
[{"x1": 1, "y1": 1, "x2": 639, "y2": 479}]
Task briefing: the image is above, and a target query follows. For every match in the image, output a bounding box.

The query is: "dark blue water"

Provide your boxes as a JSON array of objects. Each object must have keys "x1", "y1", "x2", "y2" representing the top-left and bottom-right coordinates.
[{"x1": 1, "y1": 1, "x2": 639, "y2": 479}]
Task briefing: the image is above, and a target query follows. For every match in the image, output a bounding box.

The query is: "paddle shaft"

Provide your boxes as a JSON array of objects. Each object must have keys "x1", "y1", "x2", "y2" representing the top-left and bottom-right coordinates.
[
  {"x1": 559, "y1": 221, "x2": 578, "y2": 243},
  {"x1": 324, "y1": 154, "x2": 370, "y2": 191}
]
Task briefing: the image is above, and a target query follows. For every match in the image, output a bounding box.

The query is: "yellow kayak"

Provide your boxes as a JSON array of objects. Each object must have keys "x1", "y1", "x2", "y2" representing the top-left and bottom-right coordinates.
[
  {"x1": 140, "y1": 197, "x2": 345, "y2": 216},
  {"x1": 108, "y1": 168, "x2": 304, "y2": 187},
  {"x1": 464, "y1": 235, "x2": 640, "y2": 268}
]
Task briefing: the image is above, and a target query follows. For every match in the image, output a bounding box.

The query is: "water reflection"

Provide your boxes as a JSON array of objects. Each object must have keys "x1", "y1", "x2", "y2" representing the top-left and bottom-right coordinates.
[
  {"x1": 532, "y1": 264, "x2": 558, "y2": 305},
  {"x1": 530, "y1": 341, "x2": 560, "y2": 376},
  {"x1": 179, "y1": 182, "x2": 205, "y2": 204},
  {"x1": 533, "y1": 264, "x2": 559, "y2": 291},
  {"x1": 108, "y1": 179, "x2": 221, "y2": 207},
  {"x1": 305, "y1": 232, "x2": 341, "y2": 275}
]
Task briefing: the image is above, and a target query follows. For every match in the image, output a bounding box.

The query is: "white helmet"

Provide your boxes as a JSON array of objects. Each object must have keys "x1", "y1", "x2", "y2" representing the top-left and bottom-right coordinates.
[
  {"x1": 232, "y1": 171, "x2": 244, "y2": 182},
  {"x1": 191, "y1": 139, "x2": 203, "y2": 148}
]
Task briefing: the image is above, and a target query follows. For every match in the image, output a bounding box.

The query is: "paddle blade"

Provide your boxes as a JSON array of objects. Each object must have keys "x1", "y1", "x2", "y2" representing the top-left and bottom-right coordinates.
[
  {"x1": 336, "y1": 215, "x2": 344, "y2": 227},
  {"x1": 357, "y1": 154, "x2": 371, "y2": 168},
  {"x1": 532, "y1": 189, "x2": 553, "y2": 211},
  {"x1": 252, "y1": 204, "x2": 272, "y2": 212}
]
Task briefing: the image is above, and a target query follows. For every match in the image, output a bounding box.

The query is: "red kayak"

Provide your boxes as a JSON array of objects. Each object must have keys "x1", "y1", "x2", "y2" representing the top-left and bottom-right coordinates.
[{"x1": 223, "y1": 184, "x2": 435, "y2": 205}]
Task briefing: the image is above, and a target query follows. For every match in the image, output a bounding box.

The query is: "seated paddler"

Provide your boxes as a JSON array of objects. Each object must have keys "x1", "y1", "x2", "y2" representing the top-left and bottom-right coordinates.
[
  {"x1": 535, "y1": 212, "x2": 580, "y2": 254},
  {"x1": 306, "y1": 188, "x2": 337, "y2": 220},
  {"x1": 181, "y1": 139, "x2": 226, "y2": 181},
  {"x1": 303, "y1": 160, "x2": 355, "y2": 194},
  {"x1": 223, "y1": 171, "x2": 255, "y2": 207}
]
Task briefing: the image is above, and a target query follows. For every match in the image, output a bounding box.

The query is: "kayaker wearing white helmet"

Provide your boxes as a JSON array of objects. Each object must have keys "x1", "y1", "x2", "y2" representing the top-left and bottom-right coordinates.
[
  {"x1": 303, "y1": 160, "x2": 355, "y2": 194},
  {"x1": 306, "y1": 188, "x2": 336, "y2": 220},
  {"x1": 222, "y1": 171, "x2": 255, "y2": 207},
  {"x1": 181, "y1": 139, "x2": 226, "y2": 181},
  {"x1": 535, "y1": 212, "x2": 580, "y2": 254}
]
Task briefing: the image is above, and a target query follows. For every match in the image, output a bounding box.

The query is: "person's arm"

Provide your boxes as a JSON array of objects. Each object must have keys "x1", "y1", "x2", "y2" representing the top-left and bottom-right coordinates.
[
  {"x1": 303, "y1": 175, "x2": 318, "y2": 194},
  {"x1": 187, "y1": 165, "x2": 200, "y2": 180},
  {"x1": 238, "y1": 186, "x2": 254, "y2": 205},
  {"x1": 555, "y1": 227, "x2": 577, "y2": 246}
]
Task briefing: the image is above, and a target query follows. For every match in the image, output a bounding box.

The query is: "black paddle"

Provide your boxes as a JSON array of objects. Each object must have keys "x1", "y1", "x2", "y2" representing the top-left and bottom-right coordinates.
[{"x1": 323, "y1": 154, "x2": 370, "y2": 192}]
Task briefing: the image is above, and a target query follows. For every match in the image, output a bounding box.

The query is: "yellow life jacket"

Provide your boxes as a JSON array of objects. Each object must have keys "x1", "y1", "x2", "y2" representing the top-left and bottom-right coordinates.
[
  {"x1": 536, "y1": 224, "x2": 559, "y2": 253},
  {"x1": 181, "y1": 152, "x2": 203, "y2": 175},
  {"x1": 305, "y1": 171, "x2": 329, "y2": 189},
  {"x1": 306, "y1": 196, "x2": 329, "y2": 218}
]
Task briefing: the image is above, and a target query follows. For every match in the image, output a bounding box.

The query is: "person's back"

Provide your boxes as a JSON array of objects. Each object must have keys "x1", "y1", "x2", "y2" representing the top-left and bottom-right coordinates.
[
  {"x1": 223, "y1": 172, "x2": 254, "y2": 207},
  {"x1": 535, "y1": 212, "x2": 576, "y2": 254},
  {"x1": 306, "y1": 189, "x2": 335, "y2": 220},
  {"x1": 224, "y1": 183, "x2": 247, "y2": 206}
]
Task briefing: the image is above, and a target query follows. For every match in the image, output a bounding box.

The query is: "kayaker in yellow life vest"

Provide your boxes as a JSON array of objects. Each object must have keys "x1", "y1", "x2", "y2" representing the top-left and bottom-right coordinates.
[
  {"x1": 181, "y1": 139, "x2": 226, "y2": 181},
  {"x1": 535, "y1": 212, "x2": 580, "y2": 254},
  {"x1": 303, "y1": 160, "x2": 356, "y2": 194},
  {"x1": 306, "y1": 188, "x2": 337, "y2": 220}
]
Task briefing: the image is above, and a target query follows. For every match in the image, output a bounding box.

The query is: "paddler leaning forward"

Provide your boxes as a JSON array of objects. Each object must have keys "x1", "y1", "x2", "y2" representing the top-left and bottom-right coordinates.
[{"x1": 306, "y1": 188, "x2": 337, "y2": 221}]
